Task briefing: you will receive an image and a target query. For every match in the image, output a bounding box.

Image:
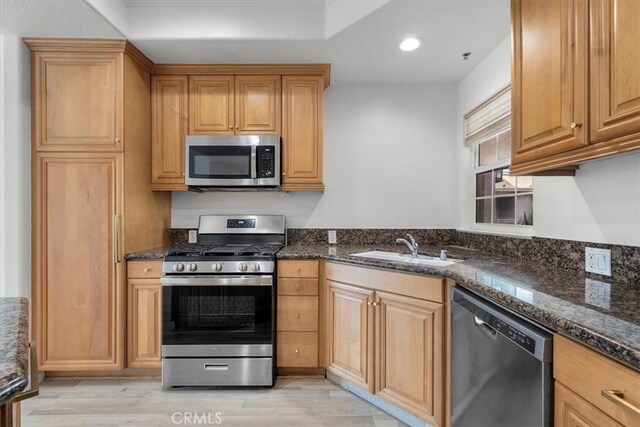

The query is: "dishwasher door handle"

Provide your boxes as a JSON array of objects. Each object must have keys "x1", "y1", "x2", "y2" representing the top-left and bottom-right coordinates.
[{"x1": 474, "y1": 316, "x2": 498, "y2": 339}]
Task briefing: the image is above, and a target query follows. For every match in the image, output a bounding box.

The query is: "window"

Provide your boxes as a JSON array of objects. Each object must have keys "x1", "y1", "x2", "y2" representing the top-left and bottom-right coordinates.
[{"x1": 465, "y1": 87, "x2": 533, "y2": 228}]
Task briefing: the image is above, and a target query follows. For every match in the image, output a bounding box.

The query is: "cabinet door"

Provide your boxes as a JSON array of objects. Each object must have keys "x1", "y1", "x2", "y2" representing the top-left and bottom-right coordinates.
[
  {"x1": 34, "y1": 153, "x2": 124, "y2": 370},
  {"x1": 555, "y1": 383, "x2": 623, "y2": 427},
  {"x1": 235, "y1": 75, "x2": 281, "y2": 135},
  {"x1": 33, "y1": 52, "x2": 123, "y2": 152},
  {"x1": 375, "y1": 291, "x2": 443, "y2": 424},
  {"x1": 151, "y1": 75, "x2": 188, "y2": 191},
  {"x1": 282, "y1": 76, "x2": 324, "y2": 191},
  {"x1": 326, "y1": 280, "x2": 375, "y2": 393},
  {"x1": 128, "y1": 278, "x2": 162, "y2": 368},
  {"x1": 511, "y1": 0, "x2": 589, "y2": 167},
  {"x1": 189, "y1": 76, "x2": 235, "y2": 134},
  {"x1": 590, "y1": 0, "x2": 640, "y2": 143}
]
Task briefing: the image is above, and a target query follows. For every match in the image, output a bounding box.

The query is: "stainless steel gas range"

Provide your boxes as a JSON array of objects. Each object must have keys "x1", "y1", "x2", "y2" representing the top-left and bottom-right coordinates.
[{"x1": 160, "y1": 214, "x2": 285, "y2": 389}]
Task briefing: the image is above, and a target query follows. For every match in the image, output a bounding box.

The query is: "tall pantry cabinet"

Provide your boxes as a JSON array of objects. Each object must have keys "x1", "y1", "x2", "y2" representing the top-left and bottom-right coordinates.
[{"x1": 26, "y1": 39, "x2": 171, "y2": 371}]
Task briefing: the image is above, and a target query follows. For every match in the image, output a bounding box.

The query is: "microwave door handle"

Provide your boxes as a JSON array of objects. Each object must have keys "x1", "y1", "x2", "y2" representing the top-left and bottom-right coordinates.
[{"x1": 250, "y1": 145, "x2": 257, "y2": 179}]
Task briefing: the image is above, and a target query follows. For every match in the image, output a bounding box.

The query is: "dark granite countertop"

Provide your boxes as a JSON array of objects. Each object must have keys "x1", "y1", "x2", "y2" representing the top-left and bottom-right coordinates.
[
  {"x1": 0, "y1": 298, "x2": 29, "y2": 405},
  {"x1": 278, "y1": 244, "x2": 640, "y2": 372},
  {"x1": 126, "y1": 243, "x2": 640, "y2": 371}
]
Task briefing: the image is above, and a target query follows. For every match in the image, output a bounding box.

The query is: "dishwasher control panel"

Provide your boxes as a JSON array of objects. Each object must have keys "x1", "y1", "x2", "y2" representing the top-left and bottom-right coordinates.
[{"x1": 494, "y1": 318, "x2": 536, "y2": 354}]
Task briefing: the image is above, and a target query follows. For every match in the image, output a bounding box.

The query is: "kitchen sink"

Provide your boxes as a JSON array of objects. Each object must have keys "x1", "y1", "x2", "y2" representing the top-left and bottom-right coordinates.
[{"x1": 350, "y1": 251, "x2": 457, "y2": 267}]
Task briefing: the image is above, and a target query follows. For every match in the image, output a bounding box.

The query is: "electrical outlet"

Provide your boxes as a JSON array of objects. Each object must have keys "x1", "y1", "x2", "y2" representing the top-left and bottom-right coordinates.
[
  {"x1": 188, "y1": 229, "x2": 198, "y2": 244},
  {"x1": 585, "y1": 247, "x2": 611, "y2": 276},
  {"x1": 328, "y1": 230, "x2": 337, "y2": 245}
]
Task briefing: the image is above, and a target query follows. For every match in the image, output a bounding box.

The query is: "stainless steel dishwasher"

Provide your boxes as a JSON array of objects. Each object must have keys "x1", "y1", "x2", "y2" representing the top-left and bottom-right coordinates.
[{"x1": 451, "y1": 287, "x2": 553, "y2": 427}]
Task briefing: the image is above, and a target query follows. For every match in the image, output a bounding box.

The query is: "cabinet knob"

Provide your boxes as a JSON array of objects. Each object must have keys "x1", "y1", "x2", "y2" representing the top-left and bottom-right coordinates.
[
  {"x1": 570, "y1": 122, "x2": 582, "y2": 129},
  {"x1": 295, "y1": 348, "x2": 299, "y2": 354},
  {"x1": 372, "y1": 302, "x2": 378, "y2": 307},
  {"x1": 144, "y1": 268, "x2": 151, "y2": 272},
  {"x1": 367, "y1": 301, "x2": 372, "y2": 306},
  {"x1": 229, "y1": 125, "x2": 233, "y2": 130},
  {"x1": 295, "y1": 284, "x2": 301, "y2": 291},
  {"x1": 115, "y1": 138, "x2": 121, "y2": 143},
  {"x1": 295, "y1": 312, "x2": 300, "y2": 319},
  {"x1": 282, "y1": 172, "x2": 286, "y2": 177},
  {"x1": 235, "y1": 125, "x2": 239, "y2": 130}
]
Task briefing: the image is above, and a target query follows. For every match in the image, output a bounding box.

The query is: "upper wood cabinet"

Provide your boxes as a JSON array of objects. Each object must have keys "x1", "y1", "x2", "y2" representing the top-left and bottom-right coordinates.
[
  {"x1": 511, "y1": 0, "x2": 589, "y2": 167},
  {"x1": 31, "y1": 50, "x2": 123, "y2": 152},
  {"x1": 590, "y1": 0, "x2": 640, "y2": 144},
  {"x1": 282, "y1": 76, "x2": 324, "y2": 191},
  {"x1": 510, "y1": 0, "x2": 640, "y2": 175},
  {"x1": 151, "y1": 75, "x2": 188, "y2": 191},
  {"x1": 189, "y1": 75, "x2": 281, "y2": 135}
]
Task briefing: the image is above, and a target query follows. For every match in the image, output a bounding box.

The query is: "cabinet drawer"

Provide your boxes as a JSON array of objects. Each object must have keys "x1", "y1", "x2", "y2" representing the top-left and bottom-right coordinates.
[
  {"x1": 128, "y1": 261, "x2": 163, "y2": 278},
  {"x1": 278, "y1": 278, "x2": 318, "y2": 296},
  {"x1": 554, "y1": 335, "x2": 640, "y2": 426},
  {"x1": 278, "y1": 260, "x2": 319, "y2": 278},
  {"x1": 277, "y1": 296, "x2": 318, "y2": 331},
  {"x1": 277, "y1": 332, "x2": 318, "y2": 367}
]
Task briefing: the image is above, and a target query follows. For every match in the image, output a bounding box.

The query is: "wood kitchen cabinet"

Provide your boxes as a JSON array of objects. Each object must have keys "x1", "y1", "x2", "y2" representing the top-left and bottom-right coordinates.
[
  {"x1": 554, "y1": 335, "x2": 640, "y2": 427},
  {"x1": 127, "y1": 261, "x2": 163, "y2": 368},
  {"x1": 277, "y1": 260, "x2": 321, "y2": 372},
  {"x1": 31, "y1": 46, "x2": 123, "y2": 152},
  {"x1": 189, "y1": 75, "x2": 280, "y2": 136},
  {"x1": 510, "y1": 0, "x2": 640, "y2": 175},
  {"x1": 282, "y1": 76, "x2": 324, "y2": 191},
  {"x1": 151, "y1": 75, "x2": 189, "y2": 191},
  {"x1": 27, "y1": 39, "x2": 171, "y2": 372},
  {"x1": 324, "y1": 262, "x2": 445, "y2": 425}
]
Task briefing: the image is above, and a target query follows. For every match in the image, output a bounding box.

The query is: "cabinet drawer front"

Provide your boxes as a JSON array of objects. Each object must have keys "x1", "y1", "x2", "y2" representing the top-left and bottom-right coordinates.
[
  {"x1": 128, "y1": 261, "x2": 163, "y2": 278},
  {"x1": 277, "y1": 296, "x2": 318, "y2": 331},
  {"x1": 554, "y1": 335, "x2": 640, "y2": 425},
  {"x1": 278, "y1": 260, "x2": 319, "y2": 278},
  {"x1": 278, "y1": 278, "x2": 318, "y2": 296},
  {"x1": 277, "y1": 332, "x2": 318, "y2": 368},
  {"x1": 555, "y1": 383, "x2": 623, "y2": 427}
]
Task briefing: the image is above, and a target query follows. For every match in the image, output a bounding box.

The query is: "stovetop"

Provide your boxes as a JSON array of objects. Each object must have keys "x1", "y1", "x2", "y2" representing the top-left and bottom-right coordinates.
[{"x1": 166, "y1": 243, "x2": 283, "y2": 258}]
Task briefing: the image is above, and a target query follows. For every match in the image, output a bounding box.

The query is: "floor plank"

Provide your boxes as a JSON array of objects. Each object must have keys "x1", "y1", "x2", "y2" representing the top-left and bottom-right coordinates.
[{"x1": 21, "y1": 378, "x2": 406, "y2": 426}]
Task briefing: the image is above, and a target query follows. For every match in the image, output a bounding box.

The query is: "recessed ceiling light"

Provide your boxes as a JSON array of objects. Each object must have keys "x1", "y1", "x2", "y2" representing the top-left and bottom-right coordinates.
[{"x1": 399, "y1": 36, "x2": 422, "y2": 52}]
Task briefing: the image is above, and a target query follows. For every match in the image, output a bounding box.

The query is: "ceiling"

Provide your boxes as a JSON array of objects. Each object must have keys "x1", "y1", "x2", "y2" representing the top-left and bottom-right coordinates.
[{"x1": 0, "y1": 0, "x2": 510, "y2": 84}]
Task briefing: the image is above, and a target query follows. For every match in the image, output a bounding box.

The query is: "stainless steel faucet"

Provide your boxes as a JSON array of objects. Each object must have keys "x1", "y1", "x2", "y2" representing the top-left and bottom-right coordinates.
[{"x1": 396, "y1": 234, "x2": 419, "y2": 257}]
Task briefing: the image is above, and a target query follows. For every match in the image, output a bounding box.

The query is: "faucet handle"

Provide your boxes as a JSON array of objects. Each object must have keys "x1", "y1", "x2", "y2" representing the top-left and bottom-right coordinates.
[{"x1": 406, "y1": 234, "x2": 418, "y2": 248}]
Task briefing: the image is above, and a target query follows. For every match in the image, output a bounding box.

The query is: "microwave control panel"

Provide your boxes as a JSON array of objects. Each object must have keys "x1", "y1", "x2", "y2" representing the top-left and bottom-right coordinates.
[{"x1": 257, "y1": 146, "x2": 276, "y2": 178}]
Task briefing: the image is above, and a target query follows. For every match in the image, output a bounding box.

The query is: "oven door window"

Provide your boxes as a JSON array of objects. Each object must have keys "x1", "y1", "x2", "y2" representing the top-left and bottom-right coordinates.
[
  {"x1": 189, "y1": 146, "x2": 251, "y2": 179},
  {"x1": 163, "y1": 285, "x2": 272, "y2": 345}
]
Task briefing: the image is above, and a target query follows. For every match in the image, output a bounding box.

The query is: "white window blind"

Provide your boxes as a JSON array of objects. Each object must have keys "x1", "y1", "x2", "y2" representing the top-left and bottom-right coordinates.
[{"x1": 464, "y1": 86, "x2": 511, "y2": 146}]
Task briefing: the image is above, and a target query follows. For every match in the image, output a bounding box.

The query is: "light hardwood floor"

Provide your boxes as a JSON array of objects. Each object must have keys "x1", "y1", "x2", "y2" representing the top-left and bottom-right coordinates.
[{"x1": 21, "y1": 378, "x2": 405, "y2": 426}]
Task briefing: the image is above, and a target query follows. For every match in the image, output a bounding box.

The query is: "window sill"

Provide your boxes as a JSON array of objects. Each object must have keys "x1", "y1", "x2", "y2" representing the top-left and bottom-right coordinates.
[{"x1": 460, "y1": 225, "x2": 534, "y2": 240}]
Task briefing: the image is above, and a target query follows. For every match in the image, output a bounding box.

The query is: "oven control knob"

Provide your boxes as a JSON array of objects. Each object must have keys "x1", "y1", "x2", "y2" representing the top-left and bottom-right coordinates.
[
  {"x1": 238, "y1": 262, "x2": 248, "y2": 272},
  {"x1": 251, "y1": 263, "x2": 260, "y2": 272},
  {"x1": 173, "y1": 263, "x2": 185, "y2": 272},
  {"x1": 187, "y1": 262, "x2": 197, "y2": 272},
  {"x1": 212, "y1": 262, "x2": 223, "y2": 272}
]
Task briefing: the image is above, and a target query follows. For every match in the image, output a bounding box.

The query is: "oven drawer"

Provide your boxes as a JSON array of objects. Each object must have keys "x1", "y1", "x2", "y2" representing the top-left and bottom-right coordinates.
[
  {"x1": 162, "y1": 357, "x2": 273, "y2": 388},
  {"x1": 277, "y1": 296, "x2": 318, "y2": 331}
]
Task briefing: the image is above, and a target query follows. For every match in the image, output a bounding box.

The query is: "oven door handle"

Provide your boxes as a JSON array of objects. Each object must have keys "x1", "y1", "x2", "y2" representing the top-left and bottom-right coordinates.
[{"x1": 160, "y1": 275, "x2": 273, "y2": 287}]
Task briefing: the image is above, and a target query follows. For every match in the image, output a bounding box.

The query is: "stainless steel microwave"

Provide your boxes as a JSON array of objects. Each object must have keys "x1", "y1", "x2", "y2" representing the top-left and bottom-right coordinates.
[{"x1": 185, "y1": 135, "x2": 281, "y2": 188}]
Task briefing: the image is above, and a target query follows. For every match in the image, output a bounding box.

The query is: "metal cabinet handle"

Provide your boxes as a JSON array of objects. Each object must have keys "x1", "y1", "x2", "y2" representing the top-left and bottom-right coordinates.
[
  {"x1": 113, "y1": 215, "x2": 121, "y2": 263},
  {"x1": 602, "y1": 390, "x2": 640, "y2": 418},
  {"x1": 570, "y1": 122, "x2": 582, "y2": 129}
]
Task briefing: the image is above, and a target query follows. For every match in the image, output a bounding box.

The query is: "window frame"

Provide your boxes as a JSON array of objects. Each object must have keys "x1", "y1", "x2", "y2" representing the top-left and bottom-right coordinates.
[{"x1": 470, "y1": 127, "x2": 534, "y2": 237}]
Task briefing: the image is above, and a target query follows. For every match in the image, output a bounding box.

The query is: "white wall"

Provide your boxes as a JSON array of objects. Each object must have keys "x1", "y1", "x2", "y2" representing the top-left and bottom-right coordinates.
[
  {"x1": 456, "y1": 37, "x2": 640, "y2": 247},
  {"x1": 172, "y1": 83, "x2": 459, "y2": 229},
  {"x1": 0, "y1": 35, "x2": 31, "y2": 297}
]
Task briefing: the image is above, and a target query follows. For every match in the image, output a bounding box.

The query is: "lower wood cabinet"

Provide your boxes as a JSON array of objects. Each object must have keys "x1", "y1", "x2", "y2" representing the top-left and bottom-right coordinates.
[
  {"x1": 127, "y1": 261, "x2": 162, "y2": 368},
  {"x1": 554, "y1": 335, "x2": 640, "y2": 427},
  {"x1": 555, "y1": 383, "x2": 623, "y2": 427},
  {"x1": 324, "y1": 262, "x2": 445, "y2": 425},
  {"x1": 277, "y1": 260, "x2": 320, "y2": 371}
]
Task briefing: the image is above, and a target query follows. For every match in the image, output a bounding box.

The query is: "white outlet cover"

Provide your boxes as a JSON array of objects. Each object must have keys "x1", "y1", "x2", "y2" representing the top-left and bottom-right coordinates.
[
  {"x1": 328, "y1": 230, "x2": 337, "y2": 245},
  {"x1": 585, "y1": 247, "x2": 611, "y2": 276},
  {"x1": 188, "y1": 229, "x2": 198, "y2": 244}
]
